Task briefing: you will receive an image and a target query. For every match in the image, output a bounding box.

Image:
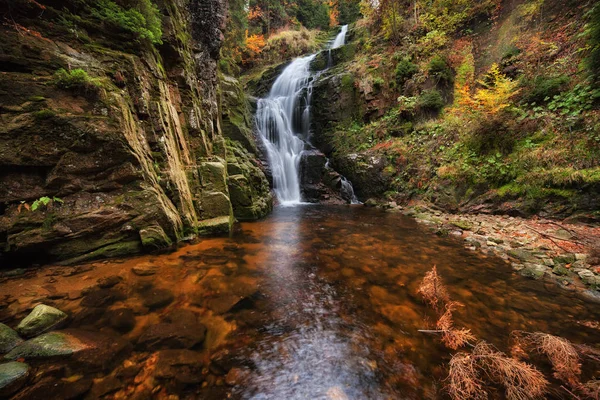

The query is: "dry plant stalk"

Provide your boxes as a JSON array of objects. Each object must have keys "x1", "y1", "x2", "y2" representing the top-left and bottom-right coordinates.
[
  {"x1": 580, "y1": 380, "x2": 600, "y2": 399},
  {"x1": 512, "y1": 331, "x2": 581, "y2": 386},
  {"x1": 417, "y1": 265, "x2": 449, "y2": 311},
  {"x1": 447, "y1": 342, "x2": 548, "y2": 400},
  {"x1": 437, "y1": 302, "x2": 476, "y2": 350},
  {"x1": 447, "y1": 352, "x2": 487, "y2": 400}
]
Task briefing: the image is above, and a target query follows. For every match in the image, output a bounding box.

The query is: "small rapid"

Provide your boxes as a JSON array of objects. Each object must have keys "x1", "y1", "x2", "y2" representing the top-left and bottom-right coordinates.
[{"x1": 255, "y1": 25, "x2": 356, "y2": 205}]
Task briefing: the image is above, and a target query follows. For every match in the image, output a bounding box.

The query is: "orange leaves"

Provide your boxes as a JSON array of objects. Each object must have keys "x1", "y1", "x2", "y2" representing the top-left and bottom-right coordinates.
[
  {"x1": 329, "y1": 0, "x2": 339, "y2": 27},
  {"x1": 246, "y1": 33, "x2": 267, "y2": 57},
  {"x1": 248, "y1": 6, "x2": 263, "y2": 22}
]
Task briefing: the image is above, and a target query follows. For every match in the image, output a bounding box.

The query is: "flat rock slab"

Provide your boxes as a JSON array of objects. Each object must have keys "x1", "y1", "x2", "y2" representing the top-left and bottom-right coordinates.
[
  {"x1": 5, "y1": 331, "x2": 89, "y2": 360},
  {"x1": 0, "y1": 361, "x2": 29, "y2": 396},
  {"x1": 16, "y1": 304, "x2": 67, "y2": 338},
  {"x1": 0, "y1": 323, "x2": 22, "y2": 353}
]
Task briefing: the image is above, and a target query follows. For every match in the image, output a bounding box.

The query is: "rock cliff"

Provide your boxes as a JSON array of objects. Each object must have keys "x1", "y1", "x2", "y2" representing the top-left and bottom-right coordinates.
[{"x1": 0, "y1": 0, "x2": 272, "y2": 266}]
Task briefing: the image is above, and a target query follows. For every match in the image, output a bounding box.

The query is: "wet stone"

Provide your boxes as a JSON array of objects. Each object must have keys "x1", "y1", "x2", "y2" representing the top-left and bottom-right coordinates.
[
  {"x1": 5, "y1": 331, "x2": 88, "y2": 360},
  {"x1": 141, "y1": 288, "x2": 175, "y2": 310},
  {"x1": 225, "y1": 367, "x2": 250, "y2": 386},
  {"x1": 137, "y1": 322, "x2": 207, "y2": 351},
  {"x1": 131, "y1": 263, "x2": 159, "y2": 276},
  {"x1": 0, "y1": 323, "x2": 22, "y2": 353},
  {"x1": 154, "y1": 349, "x2": 205, "y2": 385},
  {"x1": 16, "y1": 304, "x2": 68, "y2": 338},
  {"x1": 552, "y1": 265, "x2": 570, "y2": 276},
  {"x1": 87, "y1": 375, "x2": 123, "y2": 398},
  {"x1": 0, "y1": 361, "x2": 29, "y2": 397},
  {"x1": 80, "y1": 287, "x2": 126, "y2": 308},
  {"x1": 97, "y1": 275, "x2": 123, "y2": 289},
  {"x1": 10, "y1": 375, "x2": 92, "y2": 400},
  {"x1": 104, "y1": 308, "x2": 136, "y2": 333}
]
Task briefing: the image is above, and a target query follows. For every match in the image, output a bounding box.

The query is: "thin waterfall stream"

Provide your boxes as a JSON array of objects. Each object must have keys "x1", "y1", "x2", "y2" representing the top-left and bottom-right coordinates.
[{"x1": 256, "y1": 25, "x2": 357, "y2": 205}]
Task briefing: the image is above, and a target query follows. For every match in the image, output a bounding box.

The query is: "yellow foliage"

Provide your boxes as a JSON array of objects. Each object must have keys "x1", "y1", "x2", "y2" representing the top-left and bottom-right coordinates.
[{"x1": 453, "y1": 64, "x2": 520, "y2": 117}]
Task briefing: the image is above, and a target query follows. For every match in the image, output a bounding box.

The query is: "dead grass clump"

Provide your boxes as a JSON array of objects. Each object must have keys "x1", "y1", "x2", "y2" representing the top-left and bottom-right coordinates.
[
  {"x1": 580, "y1": 380, "x2": 600, "y2": 399},
  {"x1": 512, "y1": 331, "x2": 581, "y2": 386}
]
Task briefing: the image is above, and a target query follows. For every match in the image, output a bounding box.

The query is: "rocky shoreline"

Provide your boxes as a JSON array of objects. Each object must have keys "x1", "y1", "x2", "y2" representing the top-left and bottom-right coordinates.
[{"x1": 375, "y1": 200, "x2": 600, "y2": 302}]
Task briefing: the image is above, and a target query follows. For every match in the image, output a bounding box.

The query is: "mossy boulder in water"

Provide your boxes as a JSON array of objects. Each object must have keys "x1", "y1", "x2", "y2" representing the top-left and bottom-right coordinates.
[
  {"x1": 5, "y1": 331, "x2": 88, "y2": 360},
  {"x1": 0, "y1": 361, "x2": 29, "y2": 397},
  {"x1": 16, "y1": 304, "x2": 67, "y2": 338},
  {"x1": 0, "y1": 324, "x2": 22, "y2": 353},
  {"x1": 139, "y1": 225, "x2": 172, "y2": 250}
]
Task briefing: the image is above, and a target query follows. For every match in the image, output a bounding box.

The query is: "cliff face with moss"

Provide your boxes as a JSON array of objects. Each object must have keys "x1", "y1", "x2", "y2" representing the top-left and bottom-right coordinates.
[{"x1": 0, "y1": 0, "x2": 272, "y2": 266}]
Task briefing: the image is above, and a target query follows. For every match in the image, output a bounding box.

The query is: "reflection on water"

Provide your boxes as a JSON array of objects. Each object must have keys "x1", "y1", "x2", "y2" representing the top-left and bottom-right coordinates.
[{"x1": 2, "y1": 205, "x2": 599, "y2": 399}]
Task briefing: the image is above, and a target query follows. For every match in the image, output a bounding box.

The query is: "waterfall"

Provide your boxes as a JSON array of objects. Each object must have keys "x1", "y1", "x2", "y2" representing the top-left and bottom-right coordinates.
[
  {"x1": 331, "y1": 24, "x2": 348, "y2": 49},
  {"x1": 256, "y1": 25, "x2": 357, "y2": 205},
  {"x1": 255, "y1": 55, "x2": 315, "y2": 205}
]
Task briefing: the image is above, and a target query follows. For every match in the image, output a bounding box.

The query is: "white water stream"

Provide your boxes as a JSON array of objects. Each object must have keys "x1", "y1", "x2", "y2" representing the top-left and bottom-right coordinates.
[{"x1": 255, "y1": 25, "x2": 355, "y2": 205}]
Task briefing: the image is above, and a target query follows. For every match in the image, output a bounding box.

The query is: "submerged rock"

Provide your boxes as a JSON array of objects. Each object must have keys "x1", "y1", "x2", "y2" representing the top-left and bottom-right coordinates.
[
  {"x1": 16, "y1": 304, "x2": 67, "y2": 337},
  {"x1": 137, "y1": 322, "x2": 207, "y2": 351},
  {"x1": 141, "y1": 288, "x2": 175, "y2": 310},
  {"x1": 5, "y1": 331, "x2": 88, "y2": 360},
  {"x1": 104, "y1": 308, "x2": 136, "y2": 333},
  {"x1": 131, "y1": 263, "x2": 159, "y2": 276},
  {"x1": 0, "y1": 361, "x2": 29, "y2": 396},
  {"x1": 0, "y1": 323, "x2": 22, "y2": 353},
  {"x1": 154, "y1": 349, "x2": 205, "y2": 385}
]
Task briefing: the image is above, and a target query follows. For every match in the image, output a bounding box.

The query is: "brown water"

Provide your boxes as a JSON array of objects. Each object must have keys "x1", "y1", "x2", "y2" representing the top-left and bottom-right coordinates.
[{"x1": 2, "y1": 205, "x2": 599, "y2": 399}]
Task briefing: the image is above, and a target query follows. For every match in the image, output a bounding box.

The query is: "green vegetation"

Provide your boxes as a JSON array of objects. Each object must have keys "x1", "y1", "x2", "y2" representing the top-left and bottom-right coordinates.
[
  {"x1": 90, "y1": 0, "x2": 162, "y2": 45},
  {"x1": 31, "y1": 197, "x2": 64, "y2": 212},
  {"x1": 418, "y1": 89, "x2": 444, "y2": 111},
  {"x1": 521, "y1": 75, "x2": 569, "y2": 104},
  {"x1": 586, "y1": 2, "x2": 600, "y2": 81},
  {"x1": 395, "y1": 58, "x2": 418, "y2": 87},
  {"x1": 427, "y1": 55, "x2": 453, "y2": 84}
]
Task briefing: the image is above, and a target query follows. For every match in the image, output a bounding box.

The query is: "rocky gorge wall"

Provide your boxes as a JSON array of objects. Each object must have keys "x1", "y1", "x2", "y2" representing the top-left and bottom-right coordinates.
[{"x1": 0, "y1": 0, "x2": 272, "y2": 267}]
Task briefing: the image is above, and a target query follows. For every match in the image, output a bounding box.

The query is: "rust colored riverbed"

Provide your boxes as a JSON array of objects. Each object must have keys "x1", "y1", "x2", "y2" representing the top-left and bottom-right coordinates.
[{"x1": 1, "y1": 205, "x2": 599, "y2": 399}]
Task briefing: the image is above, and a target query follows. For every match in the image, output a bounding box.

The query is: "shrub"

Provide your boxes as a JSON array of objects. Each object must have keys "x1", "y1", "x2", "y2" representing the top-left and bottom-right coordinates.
[
  {"x1": 428, "y1": 55, "x2": 453, "y2": 84},
  {"x1": 418, "y1": 89, "x2": 445, "y2": 111},
  {"x1": 521, "y1": 75, "x2": 569, "y2": 104},
  {"x1": 91, "y1": 0, "x2": 162, "y2": 45},
  {"x1": 395, "y1": 58, "x2": 418, "y2": 86}
]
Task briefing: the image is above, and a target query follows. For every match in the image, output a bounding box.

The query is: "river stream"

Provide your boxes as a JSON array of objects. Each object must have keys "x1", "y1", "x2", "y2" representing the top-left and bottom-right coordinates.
[{"x1": 2, "y1": 205, "x2": 599, "y2": 399}]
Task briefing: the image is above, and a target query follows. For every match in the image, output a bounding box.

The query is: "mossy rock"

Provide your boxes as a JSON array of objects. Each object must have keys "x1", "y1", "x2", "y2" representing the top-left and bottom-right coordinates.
[
  {"x1": 139, "y1": 225, "x2": 172, "y2": 249},
  {"x1": 5, "y1": 332, "x2": 88, "y2": 360},
  {"x1": 0, "y1": 324, "x2": 22, "y2": 354},
  {"x1": 16, "y1": 304, "x2": 67, "y2": 338}
]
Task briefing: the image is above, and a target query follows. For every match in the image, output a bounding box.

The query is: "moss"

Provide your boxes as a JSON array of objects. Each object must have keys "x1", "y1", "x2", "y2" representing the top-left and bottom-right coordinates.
[
  {"x1": 341, "y1": 74, "x2": 355, "y2": 93},
  {"x1": 33, "y1": 109, "x2": 56, "y2": 120}
]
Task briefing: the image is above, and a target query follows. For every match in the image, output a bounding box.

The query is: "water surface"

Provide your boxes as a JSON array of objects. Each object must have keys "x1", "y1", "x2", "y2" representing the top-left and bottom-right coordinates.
[{"x1": 3, "y1": 206, "x2": 599, "y2": 399}]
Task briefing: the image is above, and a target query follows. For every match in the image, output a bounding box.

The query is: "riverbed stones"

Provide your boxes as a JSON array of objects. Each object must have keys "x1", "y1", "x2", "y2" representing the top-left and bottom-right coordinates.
[
  {"x1": 16, "y1": 304, "x2": 67, "y2": 337},
  {"x1": 0, "y1": 324, "x2": 22, "y2": 353},
  {"x1": 141, "y1": 288, "x2": 175, "y2": 310},
  {"x1": 104, "y1": 308, "x2": 136, "y2": 333},
  {"x1": 579, "y1": 270, "x2": 600, "y2": 286},
  {"x1": 0, "y1": 361, "x2": 29, "y2": 396},
  {"x1": 518, "y1": 264, "x2": 547, "y2": 280},
  {"x1": 97, "y1": 275, "x2": 122, "y2": 289},
  {"x1": 154, "y1": 349, "x2": 205, "y2": 387},
  {"x1": 508, "y1": 249, "x2": 536, "y2": 262},
  {"x1": 5, "y1": 331, "x2": 89, "y2": 360},
  {"x1": 137, "y1": 321, "x2": 207, "y2": 351}
]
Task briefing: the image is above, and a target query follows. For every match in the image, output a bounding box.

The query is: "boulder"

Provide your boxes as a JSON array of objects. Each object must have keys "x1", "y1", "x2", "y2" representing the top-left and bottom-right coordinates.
[
  {"x1": 104, "y1": 308, "x2": 136, "y2": 333},
  {"x1": 0, "y1": 323, "x2": 22, "y2": 353},
  {"x1": 16, "y1": 304, "x2": 67, "y2": 337},
  {"x1": 0, "y1": 361, "x2": 29, "y2": 397},
  {"x1": 139, "y1": 225, "x2": 172, "y2": 249},
  {"x1": 131, "y1": 263, "x2": 159, "y2": 276}
]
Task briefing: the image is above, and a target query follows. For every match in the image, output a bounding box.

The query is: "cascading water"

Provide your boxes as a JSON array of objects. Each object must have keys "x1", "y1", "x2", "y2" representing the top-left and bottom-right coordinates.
[
  {"x1": 255, "y1": 55, "x2": 315, "y2": 205},
  {"x1": 256, "y1": 25, "x2": 358, "y2": 205},
  {"x1": 331, "y1": 24, "x2": 348, "y2": 49}
]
